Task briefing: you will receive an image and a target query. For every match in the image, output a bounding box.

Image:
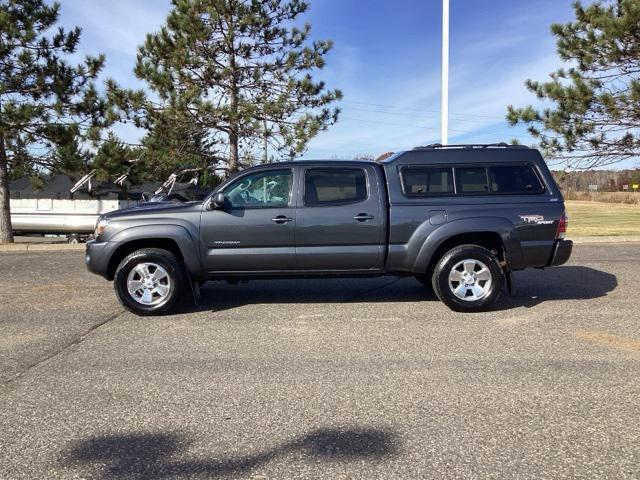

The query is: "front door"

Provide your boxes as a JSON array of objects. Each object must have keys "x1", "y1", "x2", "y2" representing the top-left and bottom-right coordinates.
[
  {"x1": 200, "y1": 168, "x2": 297, "y2": 273},
  {"x1": 295, "y1": 165, "x2": 386, "y2": 271}
]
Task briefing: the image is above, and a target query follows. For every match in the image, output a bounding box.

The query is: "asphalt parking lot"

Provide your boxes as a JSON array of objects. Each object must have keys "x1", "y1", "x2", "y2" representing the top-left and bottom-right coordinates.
[{"x1": 1, "y1": 244, "x2": 639, "y2": 479}]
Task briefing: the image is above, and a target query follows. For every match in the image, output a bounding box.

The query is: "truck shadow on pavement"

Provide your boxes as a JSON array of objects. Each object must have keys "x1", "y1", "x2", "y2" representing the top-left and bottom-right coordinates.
[
  {"x1": 186, "y1": 266, "x2": 616, "y2": 313},
  {"x1": 61, "y1": 427, "x2": 400, "y2": 479},
  {"x1": 503, "y1": 265, "x2": 617, "y2": 309}
]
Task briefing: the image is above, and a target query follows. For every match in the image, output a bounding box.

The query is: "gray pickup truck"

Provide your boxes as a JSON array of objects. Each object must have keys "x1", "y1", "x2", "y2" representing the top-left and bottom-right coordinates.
[{"x1": 85, "y1": 143, "x2": 572, "y2": 315}]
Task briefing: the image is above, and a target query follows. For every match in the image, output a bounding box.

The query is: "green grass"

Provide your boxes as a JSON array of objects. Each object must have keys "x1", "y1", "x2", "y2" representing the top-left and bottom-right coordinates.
[{"x1": 566, "y1": 200, "x2": 640, "y2": 236}]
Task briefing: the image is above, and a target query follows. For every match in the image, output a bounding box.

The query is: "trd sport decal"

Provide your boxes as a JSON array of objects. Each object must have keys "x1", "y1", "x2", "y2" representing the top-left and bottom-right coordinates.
[{"x1": 519, "y1": 215, "x2": 554, "y2": 225}]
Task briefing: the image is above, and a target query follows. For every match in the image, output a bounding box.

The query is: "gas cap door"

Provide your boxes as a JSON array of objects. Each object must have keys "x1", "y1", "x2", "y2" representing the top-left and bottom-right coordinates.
[{"x1": 429, "y1": 210, "x2": 447, "y2": 226}]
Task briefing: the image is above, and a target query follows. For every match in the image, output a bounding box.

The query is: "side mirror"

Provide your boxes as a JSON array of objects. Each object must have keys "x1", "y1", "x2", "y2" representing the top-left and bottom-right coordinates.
[{"x1": 209, "y1": 192, "x2": 228, "y2": 209}]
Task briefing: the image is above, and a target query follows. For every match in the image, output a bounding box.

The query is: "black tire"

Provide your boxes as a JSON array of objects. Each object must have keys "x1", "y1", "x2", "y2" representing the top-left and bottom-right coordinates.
[
  {"x1": 432, "y1": 244, "x2": 503, "y2": 312},
  {"x1": 114, "y1": 248, "x2": 187, "y2": 316}
]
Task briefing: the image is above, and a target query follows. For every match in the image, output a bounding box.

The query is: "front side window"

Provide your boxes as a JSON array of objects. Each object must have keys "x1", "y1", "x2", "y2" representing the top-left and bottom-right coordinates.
[
  {"x1": 304, "y1": 168, "x2": 367, "y2": 206},
  {"x1": 489, "y1": 165, "x2": 544, "y2": 193},
  {"x1": 402, "y1": 167, "x2": 453, "y2": 196},
  {"x1": 455, "y1": 167, "x2": 489, "y2": 194},
  {"x1": 224, "y1": 169, "x2": 292, "y2": 208}
]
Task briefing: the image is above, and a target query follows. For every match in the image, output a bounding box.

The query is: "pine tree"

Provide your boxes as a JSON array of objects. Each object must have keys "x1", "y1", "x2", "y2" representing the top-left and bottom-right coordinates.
[
  {"x1": 134, "y1": 0, "x2": 342, "y2": 173},
  {"x1": 137, "y1": 107, "x2": 218, "y2": 182},
  {"x1": 507, "y1": 0, "x2": 640, "y2": 169},
  {"x1": 6, "y1": 139, "x2": 34, "y2": 181},
  {"x1": 0, "y1": 0, "x2": 115, "y2": 242},
  {"x1": 91, "y1": 133, "x2": 142, "y2": 184},
  {"x1": 52, "y1": 139, "x2": 92, "y2": 177}
]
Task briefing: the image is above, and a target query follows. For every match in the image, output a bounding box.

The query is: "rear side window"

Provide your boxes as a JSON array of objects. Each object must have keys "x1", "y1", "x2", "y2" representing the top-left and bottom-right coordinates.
[
  {"x1": 304, "y1": 168, "x2": 368, "y2": 206},
  {"x1": 455, "y1": 167, "x2": 489, "y2": 193},
  {"x1": 489, "y1": 165, "x2": 544, "y2": 193},
  {"x1": 401, "y1": 167, "x2": 454, "y2": 196}
]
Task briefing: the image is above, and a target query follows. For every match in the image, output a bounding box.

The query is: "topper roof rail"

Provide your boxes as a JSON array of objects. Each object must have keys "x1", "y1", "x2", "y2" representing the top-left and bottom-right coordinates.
[{"x1": 412, "y1": 143, "x2": 529, "y2": 150}]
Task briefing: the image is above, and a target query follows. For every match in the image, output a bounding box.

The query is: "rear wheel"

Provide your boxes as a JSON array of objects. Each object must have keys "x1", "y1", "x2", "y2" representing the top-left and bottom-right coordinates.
[
  {"x1": 114, "y1": 248, "x2": 186, "y2": 316},
  {"x1": 432, "y1": 244, "x2": 502, "y2": 312}
]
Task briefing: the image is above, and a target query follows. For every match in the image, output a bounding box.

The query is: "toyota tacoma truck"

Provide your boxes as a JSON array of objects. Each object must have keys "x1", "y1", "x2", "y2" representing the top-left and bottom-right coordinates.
[{"x1": 85, "y1": 143, "x2": 572, "y2": 315}]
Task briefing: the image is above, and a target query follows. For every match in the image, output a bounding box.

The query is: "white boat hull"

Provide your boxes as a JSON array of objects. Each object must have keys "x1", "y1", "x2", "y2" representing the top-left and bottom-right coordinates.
[{"x1": 10, "y1": 199, "x2": 139, "y2": 234}]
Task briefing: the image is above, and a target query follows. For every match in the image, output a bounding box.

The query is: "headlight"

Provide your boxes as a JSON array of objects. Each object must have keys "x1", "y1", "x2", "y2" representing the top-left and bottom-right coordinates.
[{"x1": 95, "y1": 217, "x2": 109, "y2": 237}]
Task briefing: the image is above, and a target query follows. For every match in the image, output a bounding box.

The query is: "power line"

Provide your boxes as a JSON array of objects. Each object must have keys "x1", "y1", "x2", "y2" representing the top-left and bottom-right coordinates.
[
  {"x1": 339, "y1": 116, "x2": 531, "y2": 141},
  {"x1": 289, "y1": 111, "x2": 531, "y2": 140},
  {"x1": 340, "y1": 116, "x2": 466, "y2": 133},
  {"x1": 342, "y1": 106, "x2": 504, "y2": 124},
  {"x1": 340, "y1": 100, "x2": 507, "y2": 120}
]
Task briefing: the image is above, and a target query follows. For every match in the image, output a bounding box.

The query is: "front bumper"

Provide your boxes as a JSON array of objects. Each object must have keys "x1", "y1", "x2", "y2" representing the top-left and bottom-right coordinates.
[
  {"x1": 85, "y1": 240, "x2": 111, "y2": 278},
  {"x1": 548, "y1": 239, "x2": 573, "y2": 266}
]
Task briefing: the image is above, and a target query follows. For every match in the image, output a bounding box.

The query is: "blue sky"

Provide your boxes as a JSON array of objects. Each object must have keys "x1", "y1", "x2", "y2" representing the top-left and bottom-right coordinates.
[{"x1": 55, "y1": 0, "x2": 617, "y2": 165}]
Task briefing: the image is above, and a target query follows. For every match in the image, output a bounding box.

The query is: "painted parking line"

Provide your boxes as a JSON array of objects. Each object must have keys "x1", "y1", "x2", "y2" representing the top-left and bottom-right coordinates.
[{"x1": 575, "y1": 331, "x2": 640, "y2": 354}]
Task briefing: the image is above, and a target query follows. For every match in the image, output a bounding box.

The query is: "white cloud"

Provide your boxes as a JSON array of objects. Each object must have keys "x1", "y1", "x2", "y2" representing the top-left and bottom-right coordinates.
[{"x1": 64, "y1": 0, "x2": 170, "y2": 57}]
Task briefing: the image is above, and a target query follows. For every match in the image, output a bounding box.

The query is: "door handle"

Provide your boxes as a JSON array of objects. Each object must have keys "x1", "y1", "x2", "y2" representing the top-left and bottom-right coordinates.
[
  {"x1": 353, "y1": 213, "x2": 374, "y2": 222},
  {"x1": 271, "y1": 215, "x2": 293, "y2": 224}
]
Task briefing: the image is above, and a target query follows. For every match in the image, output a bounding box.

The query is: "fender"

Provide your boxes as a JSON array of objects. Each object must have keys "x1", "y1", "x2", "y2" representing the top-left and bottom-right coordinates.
[
  {"x1": 108, "y1": 224, "x2": 203, "y2": 277},
  {"x1": 403, "y1": 217, "x2": 523, "y2": 273}
]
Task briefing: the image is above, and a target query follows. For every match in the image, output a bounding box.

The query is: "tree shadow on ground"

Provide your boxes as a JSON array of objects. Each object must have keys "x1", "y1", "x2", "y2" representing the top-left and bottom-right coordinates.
[
  {"x1": 183, "y1": 266, "x2": 616, "y2": 313},
  {"x1": 61, "y1": 427, "x2": 400, "y2": 479}
]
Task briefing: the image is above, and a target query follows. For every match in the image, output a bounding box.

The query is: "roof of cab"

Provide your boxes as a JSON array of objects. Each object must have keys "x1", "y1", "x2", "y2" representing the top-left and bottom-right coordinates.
[{"x1": 243, "y1": 159, "x2": 376, "y2": 169}]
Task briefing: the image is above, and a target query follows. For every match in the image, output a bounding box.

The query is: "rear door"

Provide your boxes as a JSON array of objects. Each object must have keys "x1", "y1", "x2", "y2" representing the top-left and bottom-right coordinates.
[{"x1": 295, "y1": 165, "x2": 386, "y2": 271}]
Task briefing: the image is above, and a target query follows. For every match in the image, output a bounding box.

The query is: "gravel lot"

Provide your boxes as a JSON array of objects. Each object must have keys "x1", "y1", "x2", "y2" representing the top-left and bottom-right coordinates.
[{"x1": 0, "y1": 244, "x2": 639, "y2": 479}]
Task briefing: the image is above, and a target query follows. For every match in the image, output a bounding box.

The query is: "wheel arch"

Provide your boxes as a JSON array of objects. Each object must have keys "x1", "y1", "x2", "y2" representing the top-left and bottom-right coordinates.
[
  {"x1": 410, "y1": 217, "x2": 523, "y2": 274},
  {"x1": 105, "y1": 225, "x2": 201, "y2": 280},
  {"x1": 423, "y1": 232, "x2": 505, "y2": 278}
]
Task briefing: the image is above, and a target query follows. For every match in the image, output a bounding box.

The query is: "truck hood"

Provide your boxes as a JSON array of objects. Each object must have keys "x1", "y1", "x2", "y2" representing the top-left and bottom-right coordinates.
[{"x1": 106, "y1": 201, "x2": 201, "y2": 219}]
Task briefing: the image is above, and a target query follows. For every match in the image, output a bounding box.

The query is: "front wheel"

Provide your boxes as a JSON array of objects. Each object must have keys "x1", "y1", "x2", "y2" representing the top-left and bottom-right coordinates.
[
  {"x1": 114, "y1": 248, "x2": 186, "y2": 316},
  {"x1": 432, "y1": 244, "x2": 503, "y2": 312}
]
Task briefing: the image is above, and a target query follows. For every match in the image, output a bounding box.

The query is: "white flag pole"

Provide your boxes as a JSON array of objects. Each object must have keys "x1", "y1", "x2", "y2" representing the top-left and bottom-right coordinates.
[{"x1": 441, "y1": 0, "x2": 449, "y2": 145}]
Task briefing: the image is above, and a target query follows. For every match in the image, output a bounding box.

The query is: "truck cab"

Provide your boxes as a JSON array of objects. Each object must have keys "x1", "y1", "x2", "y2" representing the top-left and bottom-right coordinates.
[
  {"x1": 86, "y1": 144, "x2": 572, "y2": 315},
  {"x1": 201, "y1": 161, "x2": 387, "y2": 274}
]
